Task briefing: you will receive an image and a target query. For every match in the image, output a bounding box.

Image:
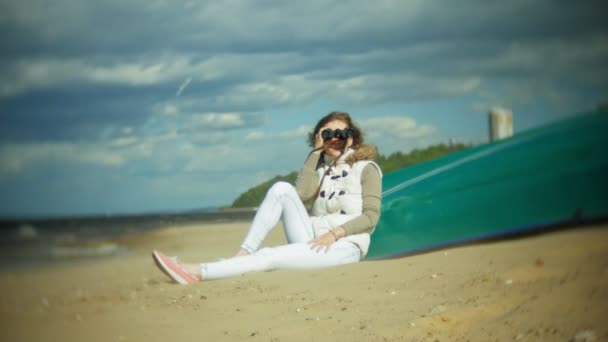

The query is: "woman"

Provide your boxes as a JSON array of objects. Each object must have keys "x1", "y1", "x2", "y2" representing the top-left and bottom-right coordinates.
[{"x1": 152, "y1": 111, "x2": 382, "y2": 284}]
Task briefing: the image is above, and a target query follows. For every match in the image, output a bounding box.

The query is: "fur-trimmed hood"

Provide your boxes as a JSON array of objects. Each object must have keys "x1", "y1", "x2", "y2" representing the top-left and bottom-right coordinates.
[
  {"x1": 345, "y1": 144, "x2": 378, "y2": 165},
  {"x1": 319, "y1": 144, "x2": 378, "y2": 169}
]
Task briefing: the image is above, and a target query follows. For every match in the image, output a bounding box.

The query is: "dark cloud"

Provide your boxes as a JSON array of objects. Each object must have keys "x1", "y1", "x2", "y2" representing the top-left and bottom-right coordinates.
[
  {"x1": 1, "y1": 0, "x2": 607, "y2": 143},
  {"x1": 0, "y1": 84, "x2": 161, "y2": 142},
  {"x1": 3, "y1": 0, "x2": 606, "y2": 215},
  {"x1": 0, "y1": 70, "x2": 261, "y2": 142},
  {"x1": 3, "y1": 1, "x2": 606, "y2": 57}
]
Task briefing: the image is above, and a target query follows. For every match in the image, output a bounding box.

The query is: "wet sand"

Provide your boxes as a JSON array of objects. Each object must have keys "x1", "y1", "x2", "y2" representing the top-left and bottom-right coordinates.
[{"x1": 1, "y1": 222, "x2": 607, "y2": 341}]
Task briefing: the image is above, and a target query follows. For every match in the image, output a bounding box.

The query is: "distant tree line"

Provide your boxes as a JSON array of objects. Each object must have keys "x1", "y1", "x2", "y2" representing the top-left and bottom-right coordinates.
[
  {"x1": 376, "y1": 142, "x2": 470, "y2": 174},
  {"x1": 230, "y1": 142, "x2": 471, "y2": 208}
]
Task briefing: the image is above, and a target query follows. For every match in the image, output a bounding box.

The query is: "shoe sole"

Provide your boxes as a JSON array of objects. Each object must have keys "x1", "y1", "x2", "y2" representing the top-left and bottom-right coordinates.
[{"x1": 152, "y1": 250, "x2": 192, "y2": 285}]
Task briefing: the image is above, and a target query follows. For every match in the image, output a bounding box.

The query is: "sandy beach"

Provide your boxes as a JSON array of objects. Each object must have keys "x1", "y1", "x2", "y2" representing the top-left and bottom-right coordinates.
[{"x1": 1, "y1": 221, "x2": 607, "y2": 342}]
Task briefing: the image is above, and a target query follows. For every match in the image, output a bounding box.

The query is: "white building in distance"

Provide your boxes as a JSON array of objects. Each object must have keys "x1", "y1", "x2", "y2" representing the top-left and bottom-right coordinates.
[{"x1": 488, "y1": 107, "x2": 514, "y2": 141}]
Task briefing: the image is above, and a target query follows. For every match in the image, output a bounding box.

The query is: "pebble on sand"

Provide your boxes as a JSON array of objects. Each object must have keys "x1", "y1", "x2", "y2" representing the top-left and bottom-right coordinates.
[
  {"x1": 17, "y1": 224, "x2": 38, "y2": 239},
  {"x1": 571, "y1": 330, "x2": 596, "y2": 342}
]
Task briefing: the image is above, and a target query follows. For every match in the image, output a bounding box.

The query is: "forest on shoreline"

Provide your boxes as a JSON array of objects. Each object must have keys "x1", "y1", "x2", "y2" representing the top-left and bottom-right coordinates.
[{"x1": 230, "y1": 142, "x2": 471, "y2": 208}]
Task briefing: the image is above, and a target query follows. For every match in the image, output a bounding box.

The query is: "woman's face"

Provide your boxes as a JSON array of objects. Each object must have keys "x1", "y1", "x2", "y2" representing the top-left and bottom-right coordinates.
[{"x1": 319, "y1": 119, "x2": 353, "y2": 159}]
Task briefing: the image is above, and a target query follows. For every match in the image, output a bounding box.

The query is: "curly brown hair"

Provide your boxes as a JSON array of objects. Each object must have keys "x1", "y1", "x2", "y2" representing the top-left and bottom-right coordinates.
[{"x1": 307, "y1": 111, "x2": 364, "y2": 149}]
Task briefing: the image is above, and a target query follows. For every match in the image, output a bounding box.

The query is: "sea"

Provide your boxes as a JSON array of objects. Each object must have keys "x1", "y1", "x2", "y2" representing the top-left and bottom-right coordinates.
[{"x1": 0, "y1": 208, "x2": 256, "y2": 270}]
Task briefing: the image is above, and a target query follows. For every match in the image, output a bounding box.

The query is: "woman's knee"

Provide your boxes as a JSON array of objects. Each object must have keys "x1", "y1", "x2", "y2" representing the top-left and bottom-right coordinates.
[{"x1": 268, "y1": 181, "x2": 296, "y2": 197}]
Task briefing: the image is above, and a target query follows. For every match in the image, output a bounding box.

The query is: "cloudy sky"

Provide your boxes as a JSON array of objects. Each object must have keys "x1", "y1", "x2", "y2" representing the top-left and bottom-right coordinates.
[{"x1": 1, "y1": 0, "x2": 606, "y2": 217}]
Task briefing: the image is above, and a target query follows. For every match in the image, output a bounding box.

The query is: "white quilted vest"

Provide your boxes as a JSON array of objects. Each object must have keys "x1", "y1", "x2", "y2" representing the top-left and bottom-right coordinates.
[{"x1": 310, "y1": 149, "x2": 382, "y2": 257}]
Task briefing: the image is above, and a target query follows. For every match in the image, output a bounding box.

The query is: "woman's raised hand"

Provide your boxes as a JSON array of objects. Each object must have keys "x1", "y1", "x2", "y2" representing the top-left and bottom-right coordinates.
[{"x1": 314, "y1": 129, "x2": 325, "y2": 150}]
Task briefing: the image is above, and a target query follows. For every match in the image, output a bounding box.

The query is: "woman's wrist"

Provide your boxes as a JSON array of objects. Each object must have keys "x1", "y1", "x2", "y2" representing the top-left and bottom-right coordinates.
[
  {"x1": 331, "y1": 227, "x2": 346, "y2": 239},
  {"x1": 338, "y1": 226, "x2": 347, "y2": 238}
]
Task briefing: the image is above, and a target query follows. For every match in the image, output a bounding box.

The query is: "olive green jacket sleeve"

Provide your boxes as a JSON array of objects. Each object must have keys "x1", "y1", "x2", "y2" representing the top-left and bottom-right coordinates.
[
  {"x1": 295, "y1": 152, "x2": 321, "y2": 201},
  {"x1": 341, "y1": 164, "x2": 382, "y2": 236}
]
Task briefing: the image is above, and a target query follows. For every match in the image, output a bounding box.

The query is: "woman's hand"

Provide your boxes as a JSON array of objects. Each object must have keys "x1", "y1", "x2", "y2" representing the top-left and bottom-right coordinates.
[
  {"x1": 308, "y1": 227, "x2": 345, "y2": 253},
  {"x1": 308, "y1": 231, "x2": 336, "y2": 253},
  {"x1": 314, "y1": 128, "x2": 325, "y2": 150}
]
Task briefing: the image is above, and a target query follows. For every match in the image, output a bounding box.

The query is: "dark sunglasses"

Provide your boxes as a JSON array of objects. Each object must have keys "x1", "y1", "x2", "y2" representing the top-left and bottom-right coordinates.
[{"x1": 321, "y1": 128, "x2": 354, "y2": 141}]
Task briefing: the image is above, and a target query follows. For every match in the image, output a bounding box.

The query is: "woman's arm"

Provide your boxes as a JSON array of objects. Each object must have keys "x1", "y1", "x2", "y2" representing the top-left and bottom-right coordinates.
[
  {"x1": 334, "y1": 164, "x2": 382, "y2": 237},
  {"x1": 295, "y1": 151, "x2": 321, "y2": 201}
]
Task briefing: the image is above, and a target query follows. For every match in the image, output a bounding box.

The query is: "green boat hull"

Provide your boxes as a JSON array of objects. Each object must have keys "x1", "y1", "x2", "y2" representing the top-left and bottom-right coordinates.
[{"x1": 367, "y1": 110, "x2": 608, "y2": 260}]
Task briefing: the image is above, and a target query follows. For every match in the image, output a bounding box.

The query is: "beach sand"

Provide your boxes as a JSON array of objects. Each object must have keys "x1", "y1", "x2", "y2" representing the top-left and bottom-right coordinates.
[{"x1": 1, "y1": 222, "x2": 607, "y2": 342}]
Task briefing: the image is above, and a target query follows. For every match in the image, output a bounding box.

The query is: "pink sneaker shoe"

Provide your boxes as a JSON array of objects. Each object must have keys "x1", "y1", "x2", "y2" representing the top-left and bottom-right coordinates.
[{"x1": 152, "y1": 250, "x2": 200, "y2": 285}]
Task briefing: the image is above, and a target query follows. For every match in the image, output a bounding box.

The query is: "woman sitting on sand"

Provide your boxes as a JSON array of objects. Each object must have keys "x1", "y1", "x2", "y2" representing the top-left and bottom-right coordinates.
[{"x1": 152, "y1": 111, "x2": 383, "y2": 284}]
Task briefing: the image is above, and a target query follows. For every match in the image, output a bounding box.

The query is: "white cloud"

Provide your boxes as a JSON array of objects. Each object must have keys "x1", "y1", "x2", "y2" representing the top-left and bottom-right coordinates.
[
  {"x1": 200, "y1": 74, "x2": 319, "y2": 110},
  {"x1": 88, "y1": 62, "x2": 165, "y2": 85},
  {"x1": 4, "y1": 31, "x2": 605, "y2": 112},
  {"x1": 0, "y1": 127, "x2": 186, "y2": 177},
  {"x1": 332, "y1": 74, "x2": 482, "y2": 103},
  {"x1": 191, "y1": 112, "x2": 245, "y2": 129},
  {"x1": 3, "y1": 1, "x2": 606, "y2": 100},
  {"x1": 471, "y1": 79, "x2": 590, "y2": 115},
  {"x1": 245, "y1": 131, "x2": 267, "y2": 141},
  {"x1": 244, "y1": 125, "x2": 311, "y2": 142},
  {"x1": 358, "y1": 116, "x2": 439, "y2": 154},
  {"x1": 161, "y1": 104, "x2": 179, "y2": 116},
  {"x1": 0, "y1": 112, "x2": 439, "y2": 180},
  {"x1": 360, "y1": 116, "x2": 436, "y2": 138},
  {"x1": 109, "y1": 136, "x2": 139, "y2": 148},
  {"x1": 0, "y1": 56, "x2": 197, "y2": 98},
  {"x1": 0, "y1": 143, "x2": 126, "y2": 177},
  {"x1": 277, "y1": 125, "x2": 312, "y2": 138}
]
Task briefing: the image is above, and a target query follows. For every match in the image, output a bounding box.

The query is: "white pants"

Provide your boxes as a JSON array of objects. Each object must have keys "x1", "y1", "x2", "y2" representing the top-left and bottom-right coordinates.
[{"x1": 201, "y1": 182, "x2": 361, "y2": 280}]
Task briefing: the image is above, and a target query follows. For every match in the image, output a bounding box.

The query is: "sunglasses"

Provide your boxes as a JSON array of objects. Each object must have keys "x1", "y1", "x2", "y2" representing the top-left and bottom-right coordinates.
[{"x1": 321, "y1": 128, "x2": 354, "y2": 141}]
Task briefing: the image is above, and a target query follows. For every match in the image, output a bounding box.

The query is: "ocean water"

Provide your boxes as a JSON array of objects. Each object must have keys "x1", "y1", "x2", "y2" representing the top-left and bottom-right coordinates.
[{"x1": 0, "y1": 209, "x2": 255, "y2": 270}]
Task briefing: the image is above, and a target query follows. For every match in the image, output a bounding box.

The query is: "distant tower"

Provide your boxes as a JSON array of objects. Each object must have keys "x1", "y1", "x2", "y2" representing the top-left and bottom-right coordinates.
[{"x1": 488, "y1": 107, "x2": 514, "y2": 141}]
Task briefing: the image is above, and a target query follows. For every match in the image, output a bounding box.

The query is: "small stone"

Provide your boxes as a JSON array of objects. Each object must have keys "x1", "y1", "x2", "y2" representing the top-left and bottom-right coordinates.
[
  {"x1": 17, "y1": 224, "x2": 38, "y2": 239},
  {"x1": 147, "y1": 279, "x2": 160, "y2": 285},
  {"x1": 409, "y1": 322, "x2": 416, "y2": 328},
  {"x1": 431, "y1": 274, "x2": 438, "y2": 279},
  {"x1": 505, "y1": 279, "x2": 513, "y2": 285},
  {"x1": 571, "y1": 330, "x2": 596, "y2": 342},
  {"x1": 430, "y1": 304, "x2": 447, "y2": 315},
  {"x1": 296, "y1": 307, "x2": 301, "y2": 313},
  {"x1": 390, "y1": 290, "x2": 397, "y2": 295}
]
